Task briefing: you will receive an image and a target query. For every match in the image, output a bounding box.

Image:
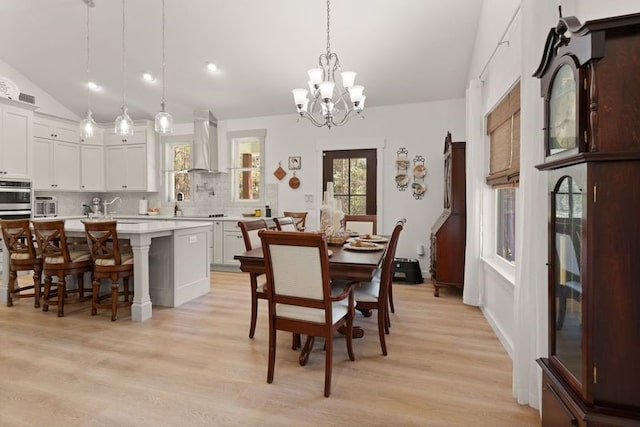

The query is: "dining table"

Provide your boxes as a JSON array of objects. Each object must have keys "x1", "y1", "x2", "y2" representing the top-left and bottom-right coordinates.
[{"x1": 235, "y1": 240, "x2": 387, "y2": 365}]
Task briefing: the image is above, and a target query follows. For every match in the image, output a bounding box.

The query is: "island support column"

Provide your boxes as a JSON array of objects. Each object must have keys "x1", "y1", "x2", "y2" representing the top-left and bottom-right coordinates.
[{"x1": 130, "y1": 234, "x2": 153, "y2": 322}]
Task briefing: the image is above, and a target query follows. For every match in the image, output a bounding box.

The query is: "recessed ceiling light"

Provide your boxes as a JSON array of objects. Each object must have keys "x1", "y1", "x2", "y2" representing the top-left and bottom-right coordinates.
[
  {"x1": 142, "y1": 73, "x2": 156, "y2": 82},
  {"x1": 87, "y1": 81, "x2": 101, "y2": 91},
  {"x1": 207, "y1": 63, "x2": 218, "y2": 73}
]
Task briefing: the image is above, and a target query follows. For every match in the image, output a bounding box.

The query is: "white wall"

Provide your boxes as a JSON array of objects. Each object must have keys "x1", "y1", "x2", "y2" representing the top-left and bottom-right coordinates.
[
  {"x1": 0, "y1": 58, "x2": 79, "y2": 121},
  {"x1": 218, "y1": 99, "x2": 466, "y2": 272}
]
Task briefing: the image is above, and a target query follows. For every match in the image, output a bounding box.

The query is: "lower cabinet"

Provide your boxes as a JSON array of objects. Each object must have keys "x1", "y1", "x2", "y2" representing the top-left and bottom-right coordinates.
[{"x1": 222, "y1": 221, "x2": 244, "y2": 266}]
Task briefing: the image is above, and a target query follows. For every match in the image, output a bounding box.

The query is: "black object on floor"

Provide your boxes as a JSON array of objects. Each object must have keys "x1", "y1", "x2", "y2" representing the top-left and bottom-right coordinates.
[{"x1": 393, "y1": 258, "x2": 423, "y2": 284}]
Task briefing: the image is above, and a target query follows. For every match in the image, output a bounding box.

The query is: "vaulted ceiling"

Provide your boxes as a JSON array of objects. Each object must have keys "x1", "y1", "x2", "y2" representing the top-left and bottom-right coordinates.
[{"x1": 0, "y1": 0, "x2": 483, "y2": 123}]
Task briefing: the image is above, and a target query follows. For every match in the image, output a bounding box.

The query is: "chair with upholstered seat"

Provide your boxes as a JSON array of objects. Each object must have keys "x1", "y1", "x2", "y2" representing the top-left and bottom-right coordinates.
[
  {"x1": 282, "y1": 211, "x2": 308, "y2": 231},
  {"x1": 83, "y1": 220, "x2": 134, "y2": 321},
  {"x1": 238, "y1": 219, "x2": 268, "y2": 338},
  {"x1": 273, "y1": 217, "x2": 298, "y2": 231},
  {"x1": 353, "y1": 219, "x2": 404, "y2": 356},
  {"x1": 344, "y1": 214, "x2": 377, "y2": 235},
  {"x1": 1, "y1": 219, "x2": 43, "y2": 308},
  {"x1": 260, "y1": 230, "x2": 355, "y2": 397},
  {"x1": 32, "y1": 220, "x2": 93, "y2": 317}
]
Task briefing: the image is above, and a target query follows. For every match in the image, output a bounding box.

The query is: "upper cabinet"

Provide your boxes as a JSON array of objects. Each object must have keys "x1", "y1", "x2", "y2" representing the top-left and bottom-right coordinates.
[
  {"x1": 104, "y1": 121, "x2": 158, "y2": 192},
  {"x1": 33, "y1": 114, "x2": 81, "y2": 191},
  {"x1": 33, "y1": 115, "x2": 79, "y2": 144},
  {"x1": 0, "y1": 97, "x2": 36, "y2": 179}
]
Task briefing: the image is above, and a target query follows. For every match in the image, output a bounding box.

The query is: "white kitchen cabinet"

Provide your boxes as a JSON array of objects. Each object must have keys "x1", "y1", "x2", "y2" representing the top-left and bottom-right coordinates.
[
  {"x1": 79, "y1": 126, "x2": 103, "y2": 145},
  {"x1": 80, "y1": 144, "x2": 104, "y2": 191},
  {"x1": 212, "y1": 220, "x2": 223, "y2": 265},
  {"x1": 33, "y1": 137, "x2": 80, "y2": 190},
  {"x1": 33, "y1": 115, "x2": 79, "y2": 143},
  {"x1": 0, "y1": 98, "x2": 35, "y2": 178},
  {"x1": 222, "y1": 221, "x2": 243, "y2": 266},
  {"x1": 104, "y1": 121, "x2": 158, "y2": 192},
  {"x1": 104, "y1": 127, "x2": 147, "y2": 145}
]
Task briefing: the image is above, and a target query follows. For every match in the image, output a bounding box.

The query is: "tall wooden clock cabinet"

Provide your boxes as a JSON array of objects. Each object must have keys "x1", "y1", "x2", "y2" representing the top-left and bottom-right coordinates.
[
  {"x1": 533, "y1": 13, "x2": 640, "y2": 426},
  {"x1": 430, "y1": 132, "x2": 466, "y2": 297}
]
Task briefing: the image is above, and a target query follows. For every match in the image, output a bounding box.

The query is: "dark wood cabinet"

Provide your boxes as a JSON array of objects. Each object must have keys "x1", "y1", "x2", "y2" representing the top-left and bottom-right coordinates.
[
  {"x1": 430, "y1": 132, "x2": 466, "y2": 297},
  {"x1": 534, "y1": 12, "x2": 640, "y2": 426}
]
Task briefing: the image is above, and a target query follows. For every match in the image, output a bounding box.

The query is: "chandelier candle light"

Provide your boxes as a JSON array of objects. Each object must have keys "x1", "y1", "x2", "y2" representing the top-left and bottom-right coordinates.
[
  {"x1": 154, "y1": 0, "x2": 173, "y2": 134},
  {"x1": 292, "y1": 0, "x2": 366, "y2": 129},
  {"x1": 79, "y1": 0, "x2": 97, "y2": 139},
  {"x1": 114, "y1": 0, "x2": 133, "y2": 136}
]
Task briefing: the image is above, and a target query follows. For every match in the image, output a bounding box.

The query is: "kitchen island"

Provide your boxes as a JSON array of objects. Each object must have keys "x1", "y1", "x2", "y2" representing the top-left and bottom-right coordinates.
[{"x1": 1, "y1": 219, "x2": 211, "y2": 322}]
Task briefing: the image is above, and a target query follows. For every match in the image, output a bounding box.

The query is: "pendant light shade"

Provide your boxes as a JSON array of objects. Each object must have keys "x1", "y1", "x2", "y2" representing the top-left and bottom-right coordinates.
[
  {"x1": 80, "y1": 110, "x2": 97, "y2": 138},
  {"x1": 154, "y1": 0, "x2": 173, "y2": 134},
  {"x1": 115, "y1": 105, "x2": 133, "y2": 135},
  {"x1": 80, "y1": 1, "x2": 96, "y2": 139},
  {"x1": 115, "y1": 0, "x2": 134, "y2": 136}
]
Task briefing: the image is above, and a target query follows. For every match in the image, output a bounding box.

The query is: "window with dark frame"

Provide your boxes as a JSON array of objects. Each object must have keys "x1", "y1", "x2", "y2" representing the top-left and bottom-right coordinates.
[{"x1": 322, "y1": 149, "x2": 376, "y2": 215}]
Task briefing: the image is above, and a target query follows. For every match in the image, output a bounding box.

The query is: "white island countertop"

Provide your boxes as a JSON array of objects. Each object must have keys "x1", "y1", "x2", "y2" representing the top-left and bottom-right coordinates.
[{"x1": 59, "y1": 218, "x2": 213, "y2": 233}]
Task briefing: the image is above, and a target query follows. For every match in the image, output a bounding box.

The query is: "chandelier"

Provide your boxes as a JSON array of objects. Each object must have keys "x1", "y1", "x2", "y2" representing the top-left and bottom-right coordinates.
[{"x1": 291, "y1": 0, "x2": 366, "y2": 129}]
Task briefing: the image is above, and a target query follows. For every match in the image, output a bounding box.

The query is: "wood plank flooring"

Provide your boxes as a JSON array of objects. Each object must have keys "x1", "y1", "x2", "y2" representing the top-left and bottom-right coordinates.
[{"x1": 0, "y1": 272, "x2": 539, "y2": 426}]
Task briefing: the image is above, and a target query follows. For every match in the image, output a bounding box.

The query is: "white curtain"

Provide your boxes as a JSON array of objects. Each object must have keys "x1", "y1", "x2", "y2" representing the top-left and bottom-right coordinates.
[
  {"x1": 463, "y1": 79, "x2": 485, "y2": 307},
  {"x1": 511, "y1": 0, "x2": 553, "y2": 408}
]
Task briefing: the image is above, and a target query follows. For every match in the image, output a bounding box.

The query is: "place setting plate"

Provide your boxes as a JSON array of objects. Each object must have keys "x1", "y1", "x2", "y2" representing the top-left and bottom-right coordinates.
[
  {"x1": 343, "y1": 241, "x2": 385, "y2": 251},
  {"x1": 355, "y1": 235, "x2": 389, "y2": 243}
]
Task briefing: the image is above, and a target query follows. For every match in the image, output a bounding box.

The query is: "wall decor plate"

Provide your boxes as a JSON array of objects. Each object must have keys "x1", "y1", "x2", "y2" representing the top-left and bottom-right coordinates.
[
  {"x1": 0, "y1": 77, "x2": 20, "y2": 100},
  {"x1": 289, "y1": 173, "x2": 300, "y2": 189},
  {"x1": 273, "y1": 162, "x2": 286, "y2": 180}
]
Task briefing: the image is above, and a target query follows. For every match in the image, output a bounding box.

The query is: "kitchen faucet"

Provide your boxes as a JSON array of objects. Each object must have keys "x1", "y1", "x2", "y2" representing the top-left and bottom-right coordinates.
[{"x1": 103, "y1": 197, "x2": 122, "y2": 218}]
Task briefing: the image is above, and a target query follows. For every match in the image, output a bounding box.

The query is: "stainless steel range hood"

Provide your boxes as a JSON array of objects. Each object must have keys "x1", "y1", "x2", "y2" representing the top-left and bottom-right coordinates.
[{"x1": 188, "y1": 110, "x2": 219, "y2": 173}]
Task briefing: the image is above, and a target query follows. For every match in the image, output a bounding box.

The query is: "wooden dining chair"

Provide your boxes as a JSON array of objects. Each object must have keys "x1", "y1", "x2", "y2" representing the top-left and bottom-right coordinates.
[
  {"x1": 273, "y1": 216, "x2": 298, "y2": 231},
  {"x1": 282, "y1": 211, "x2": 308, "y2": 231},
  {"x1": 1, "y1": 219, "x2": 43, "y2": 308},
  {"x1": 353, "y1": 219, "x2": 404, "y2": 356},
  {"x1": 238, "y1": 219, "x2": 268, "y2": 338},
  {"x1": 82, "y1": 220, "x2": 134, "y2": 321},
  {"x1": 344, "y1": 214, "x2": 377, "y2": 235},
  {"x1": 260, "y1": 230, "x2": 355, "y2": 397},
  {"x1": 32, "y1": 220, "x2": 93, "y2": 317}
]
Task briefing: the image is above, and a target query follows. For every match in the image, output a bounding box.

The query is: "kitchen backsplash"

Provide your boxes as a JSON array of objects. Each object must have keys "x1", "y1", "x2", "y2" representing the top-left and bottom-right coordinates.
[{"x1": 37, "y1": 173, "x2": 278, "y2": 217}]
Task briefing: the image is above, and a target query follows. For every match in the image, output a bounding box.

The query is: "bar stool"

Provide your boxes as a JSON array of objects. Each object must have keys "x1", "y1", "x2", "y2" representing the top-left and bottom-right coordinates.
[
  {"x1": 82, "y1": 220, "x2": 133, "y2": 321},
  {"x1": 282, "y1": 211, "x2": 308, "y2": 231},
  {"x1": 32, "y1": 220, "x2": 93, "y2": 317},
  {"x1": 0, "y1": 219, "x2": 43, "y2": 307}
]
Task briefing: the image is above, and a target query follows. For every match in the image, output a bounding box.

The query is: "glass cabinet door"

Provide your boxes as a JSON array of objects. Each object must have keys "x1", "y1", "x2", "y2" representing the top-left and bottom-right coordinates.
[{"x1": 550, "y1": 169, "x2": 585, "y2": 384}]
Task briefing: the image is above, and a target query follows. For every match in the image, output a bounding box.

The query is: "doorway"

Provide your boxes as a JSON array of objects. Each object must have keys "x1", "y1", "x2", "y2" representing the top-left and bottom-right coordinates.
[{"x1": 322, "y1": 149, "x2": 377, "y2": 215}]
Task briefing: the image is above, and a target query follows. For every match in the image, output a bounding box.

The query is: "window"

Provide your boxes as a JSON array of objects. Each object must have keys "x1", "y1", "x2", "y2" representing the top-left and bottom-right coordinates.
[
  {"x1": 496, "y1": 188, "x2": 515, "y2": 262},
  {"x1": 228, "y1": 129, "x2": 265, "y2": 202},
  {"x1": 487, "y1": 81, "x2": 520, "y2": 263},
  {"x1": 322, "y1": 149, "x2": 376, "y2": 214},
  {"x1": 164, "y1": 138, "x2": 192, "y2": 202}
]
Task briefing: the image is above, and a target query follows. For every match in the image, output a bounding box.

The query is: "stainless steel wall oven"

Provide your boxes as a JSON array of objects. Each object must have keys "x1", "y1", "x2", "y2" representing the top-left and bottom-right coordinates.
[{"x1": 0, "y1": 178, "x2": 32, "y2": 220}]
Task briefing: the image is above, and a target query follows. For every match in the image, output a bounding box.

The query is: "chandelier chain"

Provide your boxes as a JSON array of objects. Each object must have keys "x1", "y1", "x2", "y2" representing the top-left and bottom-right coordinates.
[
  {"x1": 326, "y1": 0, "x2": 331, "y2": 55},
  {"x1": 85, "y1": 2, "x2": 91, "y2": 111},
  {"x1": 161, "y1": 0, "x2": 166, "y2": 107}
]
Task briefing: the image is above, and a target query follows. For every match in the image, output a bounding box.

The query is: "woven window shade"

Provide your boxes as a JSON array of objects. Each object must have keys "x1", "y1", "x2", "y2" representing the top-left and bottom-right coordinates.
[{"x1": 487, "y1": 82, "x2": 520, "y2": 187}]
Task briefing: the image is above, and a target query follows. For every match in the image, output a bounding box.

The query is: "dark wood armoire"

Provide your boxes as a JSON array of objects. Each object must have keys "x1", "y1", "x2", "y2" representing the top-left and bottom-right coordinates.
[
  {"x1": 430, "y1": 132, "x2": 466, "y2": 297},
  {"x1": 534, "y1": 13, "x2": 640, "y2": 426}
]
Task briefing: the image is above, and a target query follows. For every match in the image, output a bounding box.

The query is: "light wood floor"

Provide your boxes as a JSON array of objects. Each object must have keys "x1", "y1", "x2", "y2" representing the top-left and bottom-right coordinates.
[{"x1": 0, "y1": 272, "x2": 539, "y2": 426}]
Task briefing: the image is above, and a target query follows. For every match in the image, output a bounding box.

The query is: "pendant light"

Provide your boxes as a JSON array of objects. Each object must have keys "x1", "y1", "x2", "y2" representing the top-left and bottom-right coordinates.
[
  {"x1": 79, "y1": 0, "x2": 97, "y2": 139},
  {"x1": 154, "y1": 0, "x2": 173, "y2": 133},
  {"x1": 114, "y1": 0, "x2": 133, "y2": 136}
]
